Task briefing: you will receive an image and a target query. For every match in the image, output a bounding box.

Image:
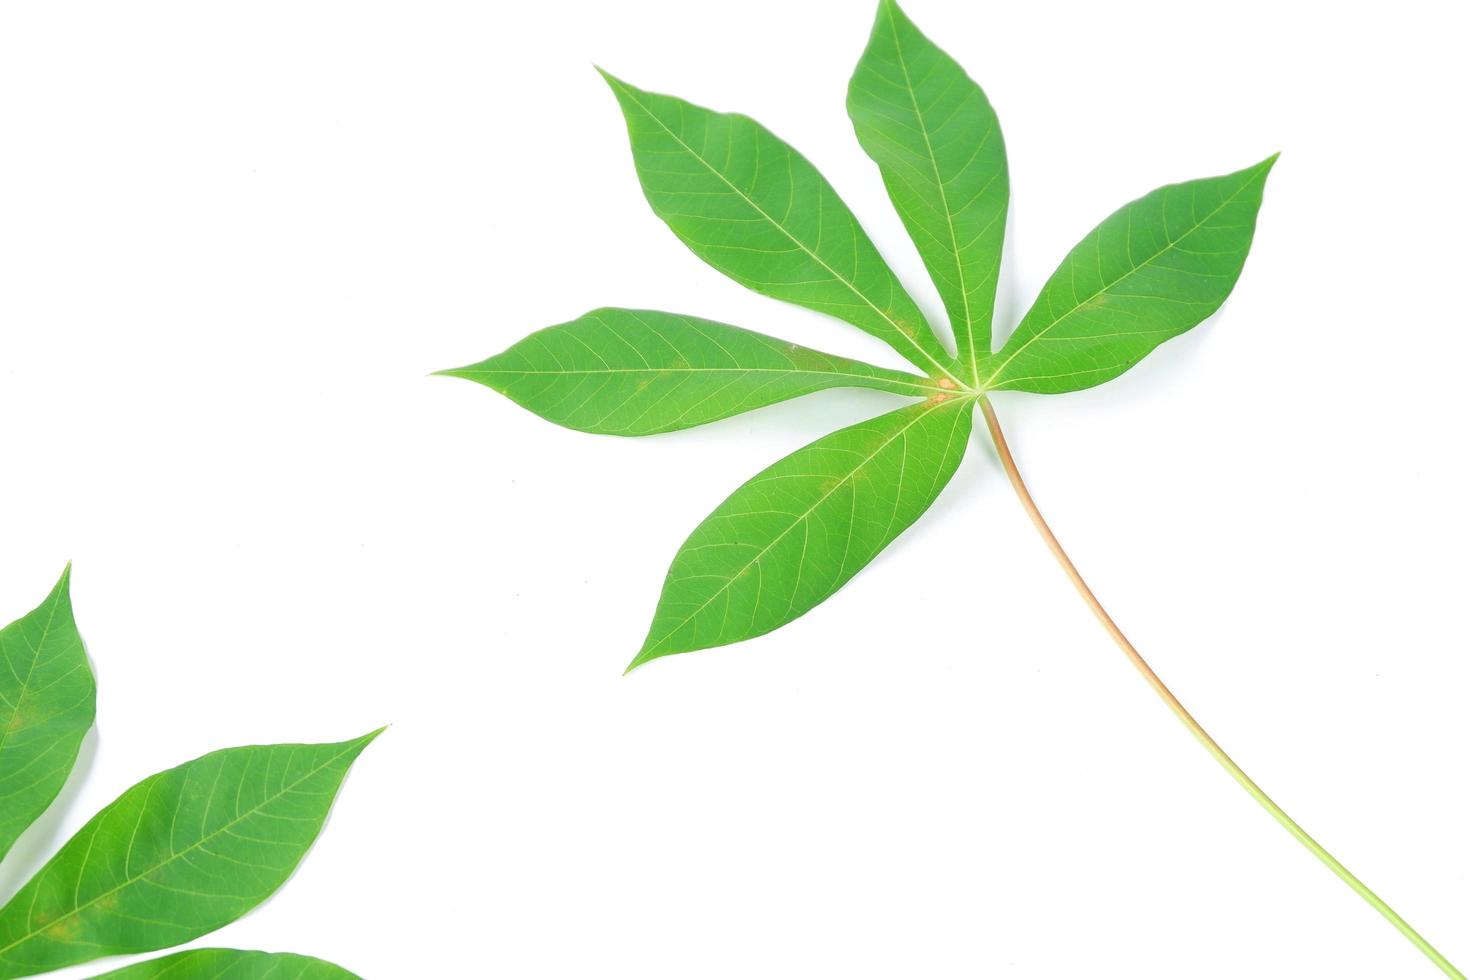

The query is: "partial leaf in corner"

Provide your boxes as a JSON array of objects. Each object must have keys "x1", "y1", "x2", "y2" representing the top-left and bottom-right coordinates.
[
  {"x1": 88, "y1": 948, "x2": 360, "y2": 980},
  {"x1": 0, "y1": 731, "x2": 381, "y2": 978},
  {"x1": 0, "y1": 565, "x2": 95, "y2": 862}
]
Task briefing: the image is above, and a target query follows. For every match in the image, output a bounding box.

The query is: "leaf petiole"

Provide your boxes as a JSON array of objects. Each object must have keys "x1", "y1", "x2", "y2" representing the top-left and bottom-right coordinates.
[{"x1": 977, "y1": 396, "x2": 1465, "y2": 980}]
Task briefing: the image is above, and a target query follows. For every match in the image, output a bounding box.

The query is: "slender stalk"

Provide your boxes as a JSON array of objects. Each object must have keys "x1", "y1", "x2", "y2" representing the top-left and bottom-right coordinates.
[{"x1": 977, "y1": 396, "x2": 1463, "y2": 979}]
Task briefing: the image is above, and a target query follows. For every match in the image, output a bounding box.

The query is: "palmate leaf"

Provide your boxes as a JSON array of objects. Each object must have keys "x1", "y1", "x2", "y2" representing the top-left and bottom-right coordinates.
[
  {"x1": 89, "y1": 949, "x2": 358, "y2": 980},
  {"x1": 441, "y1": 307, "x2": 942, "y2": 435},
  {"x1": 0, "y1": 565, "x2": 96, "y2": 862},
  {"x1": 848, "y1": 0, "x2": 1008, "y2": 383},
  {"x1": 0, "y1": 732, "x2": 379, "y2": 978},
  {"x1": 599, "y1": 71, "x2": 962, "y2": 384},
  {"x1": 985, "y1": 156, "x2": 1277, "y2": 394},
  {"x1": 458, "y1": 0, "x2": 1275, "y2": 671},
  {"x1": 629, "y1": 395, "x2": 971, "y2": 670}
]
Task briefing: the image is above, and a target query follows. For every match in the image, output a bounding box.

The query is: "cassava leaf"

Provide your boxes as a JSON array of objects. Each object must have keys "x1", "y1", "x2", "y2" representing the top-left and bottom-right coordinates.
[
  {"x1": 0, "y1": 565, "x2": 96, "y2": 862},
  {"x1": 0, "y1": 731, "x2": 380, "y2": 978},
  {"x1": 440, "y1": 307, "x2": 941, "y2": 435},
  {"x1": 629, "y1": 395, "x2": 972, "y2": 670},
  {"x1": 599, "y1": 70, "x2": 962, "y2": 384},
  {"x1": 848, "y1": 0, "x2": 1008, "y2": 383},
  {"x1": 471, "y1": 11, "x2": 1281, "y2": 684},
  {"x1": 89, "y1": 949, "x2": 359, "y2": 980},
  {"x1": 985, "y1": 156, "x2": 1277, "y2": 394}
]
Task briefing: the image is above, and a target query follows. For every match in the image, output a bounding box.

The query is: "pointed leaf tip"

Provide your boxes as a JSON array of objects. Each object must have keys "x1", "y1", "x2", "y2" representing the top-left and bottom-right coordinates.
[
  {"x1": 623, "y1": 650, "x2": 654, "y2": 675},
  {"x1": 878, "y1": 0, "x2": 911, "y2": 24},
  {"x1": 56, "y1": 561, "x2": 73, "y2": 592}
]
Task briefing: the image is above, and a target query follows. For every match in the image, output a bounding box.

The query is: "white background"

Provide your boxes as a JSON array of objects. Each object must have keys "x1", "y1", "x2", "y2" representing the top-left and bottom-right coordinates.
[{"x1": 1, "y1": 1, "x2": 1466, "y2": 976}]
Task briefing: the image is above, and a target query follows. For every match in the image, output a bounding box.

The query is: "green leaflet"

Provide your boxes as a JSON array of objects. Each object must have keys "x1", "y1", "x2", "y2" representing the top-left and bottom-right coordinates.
[
  {"x1": 630, "y1": 395, "x2": 972, "y2": 670},
  {"x1": 0, "y1": 732, "x2": 380, "y2": 978},
  {"x1": 88, "y1": 949, "x2": 359, "y2": 980},
  {"x1": 440, "y1": 307, "x2": 941, "y2": 435},
  {"x1": 848, "y1": 0, "x2": 1008, "y2": 383},
  {"x1": 0, "y1": 566, "x2": 96, "y2": 862},
  {"x1": 986, "y1": 156, "x2": 1277, "y2": 394},
  {"x1": 599, "y1": 71, "x2": 961, "y2": 384}
]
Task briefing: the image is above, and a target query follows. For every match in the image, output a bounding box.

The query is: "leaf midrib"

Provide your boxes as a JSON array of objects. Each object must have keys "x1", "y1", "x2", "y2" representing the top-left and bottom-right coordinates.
[
  {"x1": 0, "y1": 741, "x2": 361, "y2": 961},
  {"x1": 984, "y1": 171, "x2": 1261, "y2": 387},
  {"x1": 883, "y1": 6, "x2": 977, "y2": 381},
  {"x1": 465, "y1": 364, "x2": 942, "y2": 393},
  {"x1": 608, "y1": 77, "x2": 962, "y2": 387}
]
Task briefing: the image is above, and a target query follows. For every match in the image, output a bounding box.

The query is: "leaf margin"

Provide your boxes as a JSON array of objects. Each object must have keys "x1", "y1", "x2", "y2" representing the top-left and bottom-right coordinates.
[{"x1": 86, "y1": 947, "x2": 361, "y2": 980}]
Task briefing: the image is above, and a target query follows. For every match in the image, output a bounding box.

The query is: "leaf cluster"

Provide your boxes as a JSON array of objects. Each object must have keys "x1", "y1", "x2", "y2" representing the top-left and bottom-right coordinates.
[{"x1": 0, "y1": 568, "x2": 375, "y2": 979}]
